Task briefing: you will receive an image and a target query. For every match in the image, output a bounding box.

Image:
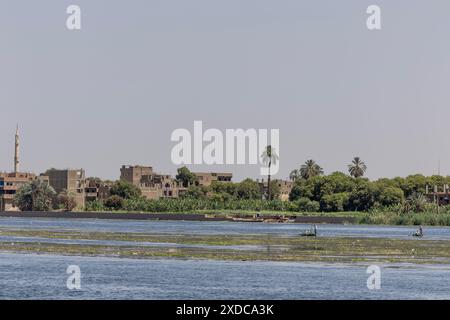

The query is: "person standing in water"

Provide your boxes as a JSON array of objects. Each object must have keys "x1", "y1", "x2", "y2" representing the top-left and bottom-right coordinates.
[{"x1": 313, "y1": 224, "x2": 317, "y2": 236}]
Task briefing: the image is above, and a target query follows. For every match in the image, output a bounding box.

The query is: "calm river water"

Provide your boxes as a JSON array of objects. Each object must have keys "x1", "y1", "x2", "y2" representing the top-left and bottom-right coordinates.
[
  {"x1": 1, "y1": 253, "x2": 450, "y2": 299},
  {"x1": 0, "y1": 216, "x2": 449, "y2": 239},
  {"x1": 0, "y1": 217, "x2": 450, "y2": 299}
]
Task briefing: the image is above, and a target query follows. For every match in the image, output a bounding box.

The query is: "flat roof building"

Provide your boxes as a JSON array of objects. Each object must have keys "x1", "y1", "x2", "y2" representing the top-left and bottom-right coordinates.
[
  {"x1": 45, "y1": 169, "x2": 86, "y2": 209},
  {"x1": 120, "y1": 165, "x2": 184, "y2": 200},
  {"x1": 193, "y1": 172, "x2": 233, "y2": 187},
  {"x1": 258, "y1": 179, "x2": 293, "y2": 201},
  {"x1": 0, "y1": 172, "x2": 47, "y2": 211}
]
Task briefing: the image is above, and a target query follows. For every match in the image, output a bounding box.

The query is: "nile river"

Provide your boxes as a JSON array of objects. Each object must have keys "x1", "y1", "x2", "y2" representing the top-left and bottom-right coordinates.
[{"x1": 0, "y1": 217, "x2": 450, "y2": 299}]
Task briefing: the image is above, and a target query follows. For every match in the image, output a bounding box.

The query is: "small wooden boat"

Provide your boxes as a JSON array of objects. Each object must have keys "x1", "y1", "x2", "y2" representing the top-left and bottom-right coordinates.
[
  {"x1": 300, "y1": 225, "x2": 318, "y2": 237},
  {"x1": 232, "y1": 217, "x2": 264, "y2": 223},
  {"x1": 300, "y1": 231, "x2": 317, "y2": 237},
  {"x1": 263, "y1": 218, "x2": 285, "y2": 223}
]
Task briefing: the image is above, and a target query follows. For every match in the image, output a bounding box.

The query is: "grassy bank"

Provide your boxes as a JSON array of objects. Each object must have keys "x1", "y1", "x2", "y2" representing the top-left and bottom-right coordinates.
[
  {"x1": 354, "y1": 212, "x2": 450, "y2": 226},
  {"x1": 5, "y1": 207, "x2": 450, "y2": 226},
  {"x1": 80, "y1": 209, "x2": 450, "y2": 226},
  {"x1": 202, "y1": 210, "x2": 450, "y2": 226}
]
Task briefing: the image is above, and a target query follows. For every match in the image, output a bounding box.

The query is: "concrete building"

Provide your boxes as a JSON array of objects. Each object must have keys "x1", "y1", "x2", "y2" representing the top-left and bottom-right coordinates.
[
  {"x1": 276, "y1": 180, "x2": 294, "y2": 201},
  {"x1": 258, "y1": 179, "x2": 293, "y2": 201},
  {"x1": 193, "y1": 172, "x2": 233, "y2": 187},
  {"x1": 425, "y1": 185, "x2": 450, "y2": 205},
  {"x1": 46, "y1": 169, "x2": 86, "y2": 209},
  {"x1": 0, "y1": 172, "x2": 49, "y2": 211},
  {"x1": 0, "y1": 127, "x2": 50, "y2": 211},
  {"x1": 120, "y1": 165, "x2": 184, "y2": 199},
  {"x1": 85, "y1": 178, "x2": 112, "y2": 203},
  {"x1": 120, "y1": 165, "x2": 154, "y2": 186}
]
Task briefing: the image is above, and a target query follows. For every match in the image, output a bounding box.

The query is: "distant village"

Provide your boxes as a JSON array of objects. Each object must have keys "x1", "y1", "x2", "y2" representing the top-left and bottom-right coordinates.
[{"x1": 0, "y1": 128, "x2": 293, "y2": 211}]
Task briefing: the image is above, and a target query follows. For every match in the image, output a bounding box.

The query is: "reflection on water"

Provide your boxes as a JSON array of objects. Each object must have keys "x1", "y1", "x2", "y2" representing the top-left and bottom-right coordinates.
[
  {"x1": 0, "y1": 217, "x2": 449, "y2": 240},
  {"x1": 0, "y1": 252, "x2": 450, "y2": 300}
]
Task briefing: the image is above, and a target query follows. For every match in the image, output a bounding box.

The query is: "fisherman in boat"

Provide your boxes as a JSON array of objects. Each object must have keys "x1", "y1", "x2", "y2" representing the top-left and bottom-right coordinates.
[
  {"x1": 413, "y1": 225, "x2": 423, "y2": 237},
  {"x1": 300, "y1": 224, "x2": 317, "y2": 237}
]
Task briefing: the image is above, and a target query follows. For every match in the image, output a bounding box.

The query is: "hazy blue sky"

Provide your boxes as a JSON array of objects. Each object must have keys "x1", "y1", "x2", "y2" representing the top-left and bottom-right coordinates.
[{"x1": 1, "y1": 0, "x2": 450, "y2": 181}]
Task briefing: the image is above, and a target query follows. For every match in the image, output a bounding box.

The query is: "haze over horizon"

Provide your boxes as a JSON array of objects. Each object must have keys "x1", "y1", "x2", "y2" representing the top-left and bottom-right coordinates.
[{"x1": 2, "y1": 1, "x2": 450, "y2": 181}]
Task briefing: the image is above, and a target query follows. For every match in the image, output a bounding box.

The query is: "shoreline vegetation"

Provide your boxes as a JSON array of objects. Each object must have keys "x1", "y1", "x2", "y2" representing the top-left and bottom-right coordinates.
[
  {"x1": 3, "y1": 210, "x2": 450, "y2": 227},
  {"x1": 10, "y1": 164, "x2": 450, "y2": 226},
  {"x1": 0, "y1": 228, "x2": 449, "y2": 264}
]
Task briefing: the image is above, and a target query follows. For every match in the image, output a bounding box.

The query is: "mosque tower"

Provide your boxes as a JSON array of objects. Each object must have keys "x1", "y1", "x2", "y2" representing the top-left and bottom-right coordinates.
[{"x1": 14, "y1": 125, "x2": 19, "y2": 173}]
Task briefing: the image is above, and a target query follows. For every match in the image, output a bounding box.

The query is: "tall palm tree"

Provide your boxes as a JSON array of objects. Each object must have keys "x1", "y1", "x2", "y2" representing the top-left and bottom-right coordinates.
[
  {"x1": 289, "y1": 169, "x2": 300, "y2": 181},
  {"x1": 300, "y1": 160, "x2": 324, "y2": 180},
  {"x1": 348, "y1": 157, "x2": 367, "y2": 178},
  {"x1": 261, "y1": 145, "x2": 279, "y2": 200}
]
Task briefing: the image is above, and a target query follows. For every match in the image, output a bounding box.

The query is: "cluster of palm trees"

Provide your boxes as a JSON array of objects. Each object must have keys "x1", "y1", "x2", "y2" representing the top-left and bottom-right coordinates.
[
  {"x1": 289, "y1": 157, "x2": 367, "y2": 181},
  {"x1": 259, "y1": 145, "x2": 368, "y2": 199}
]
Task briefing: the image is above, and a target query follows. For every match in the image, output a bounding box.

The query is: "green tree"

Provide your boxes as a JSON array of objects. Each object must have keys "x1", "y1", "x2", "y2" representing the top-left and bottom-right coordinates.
[
  {"x1": 208, "y1": 192, "x2": 233, "y2": 202},
  {"x1": 181, "y1": 185, "x2": 209, "y2": 199},
  {"x1": 56, "y1": 189, "x2": 77, "y2": 211},
  {"x1": 289, "y1": 178, "x2": 314, "y2": 201},
  {"x1": 315, "y1": 172, "x2": 354, "y2": 199},
  {"x1": 260, "y1": 145, "x2": 279, "y2": 200},
  {"x1": 299, "y1": 160, "x2": 324, "y2": 180},
  {"x1": 105, "y1": 195, "x2": 124, "y2": 210},
  {"x1": 110, "y1": 180, "x2": 142, "y2": 199},
  {"x1": 176, "y1": 166, "x2": 198, "y2": 187},
  {"x1": 348, "y1": 157, "x2": 367, "y2": 178},
  {"x1": 321, "y1": 192, "x2": 350, "y2": 212},
  {"x1": 376, "y1": 186, "x2": 404, "y2": 207},
  {"x1": 85, "y1": 200, "x2": 105, "y2": 211},
  {"x1": 347, "y1": 181, "x2": 376, "y2": 211},
  {"x1": 289, "y1": 169, "x2": 301, "y2": 182},
  {"x1": 405, "y1": 192, "x2": 429, "y2": 212},
  {"x1": 296, "y1": 197, "x2": 320, "y2": 212},
  {"x1": 13, "y1": 180, "x2": 56, "y2": 211},
  {"x1": 236, "y1": 179, "x2": 261, "y2": 200},
  {"x1": 210, "y1": 181, "x2": 237, "y2": 197}
]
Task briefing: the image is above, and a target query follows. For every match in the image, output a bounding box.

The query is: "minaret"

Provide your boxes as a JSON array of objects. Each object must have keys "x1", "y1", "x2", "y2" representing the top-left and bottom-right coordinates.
[{"x1": 14, "y1": 125, "x2": 19, "y2": 173}]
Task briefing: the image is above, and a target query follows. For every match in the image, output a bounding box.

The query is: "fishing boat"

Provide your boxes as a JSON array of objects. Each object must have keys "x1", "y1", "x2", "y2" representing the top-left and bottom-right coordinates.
[
  {"x1": 300, "y1": 224, "x2": 317, "y2": 237},
  {"x1": 412, "y1": 231, "x2": 423, "y2": 238},
  {"x1": 232, "y1": 217, "x2": 264, "y2": 223},
  {"x1": 300, "y1": 230, "x2": 317, "y2": 237},
  {"x1": 411, "y1": 226, "x2": 423, "y2": 238}
]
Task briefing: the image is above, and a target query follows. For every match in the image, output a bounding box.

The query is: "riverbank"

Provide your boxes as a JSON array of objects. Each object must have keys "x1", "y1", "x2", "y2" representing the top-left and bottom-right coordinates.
[
  {"x1": 2, "y1": 210, "x2": 450, "y2": 226},
  {"x1": 0, "y1": 211, "x2": 356, "y2": 224}
]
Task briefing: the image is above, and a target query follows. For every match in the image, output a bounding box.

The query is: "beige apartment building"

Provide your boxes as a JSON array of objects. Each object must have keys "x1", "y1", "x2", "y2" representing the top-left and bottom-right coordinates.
[
  {"x1": 193, "y1": 172, "x2": 233, "y2": 187},
  {"x1": 276, "y1": 180, "x2": 294, "y2": 201},
  {"x1": 46, "y1": 169, "x2": 86, "y2": 209},
  {"x1": 85, "y1": 178, "x2": 111, "y2": 203},
  {"x1": 120, "y1": 165, "x2": 185, "y2": 199},
  {"x1": 258, "y1": 179, "x2": 293, "y2": 201},
  {"x1": 0, "y1": 172, "x2": 49, "y2": 211}
]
